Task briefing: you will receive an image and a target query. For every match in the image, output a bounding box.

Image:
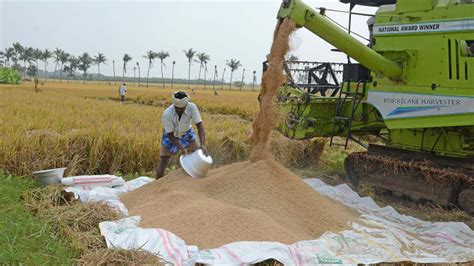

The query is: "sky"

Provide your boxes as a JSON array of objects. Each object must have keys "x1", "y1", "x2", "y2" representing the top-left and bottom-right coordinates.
[{"x1": 1, "y1": 0, "x2": 376, "y2": 83}]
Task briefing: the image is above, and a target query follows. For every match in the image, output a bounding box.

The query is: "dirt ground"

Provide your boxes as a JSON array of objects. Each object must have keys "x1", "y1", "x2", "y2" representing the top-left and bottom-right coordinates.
[{"x1": 297, "y1": 169, "x2": 474, "y2": 230}]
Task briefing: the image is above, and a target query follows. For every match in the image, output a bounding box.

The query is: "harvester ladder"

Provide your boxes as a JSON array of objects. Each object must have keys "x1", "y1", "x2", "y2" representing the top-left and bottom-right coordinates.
[{"x1": 329, "y1": 80, "x2": 365, "y2": 149}]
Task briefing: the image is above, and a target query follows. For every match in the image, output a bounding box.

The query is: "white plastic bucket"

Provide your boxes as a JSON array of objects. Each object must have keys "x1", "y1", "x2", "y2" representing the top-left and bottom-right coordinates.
[
  {"x1": 33, "y1": 167, "x2": 67, "y2": 185},
  {"x1": 180, "y1": 149, "x2": 213, "y2": 178}
]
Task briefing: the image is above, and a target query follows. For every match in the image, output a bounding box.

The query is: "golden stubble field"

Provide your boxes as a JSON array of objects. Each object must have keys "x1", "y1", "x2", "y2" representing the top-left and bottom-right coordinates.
[{"x1": 0, "y1": 81, "x2": 324, "y2": 177}]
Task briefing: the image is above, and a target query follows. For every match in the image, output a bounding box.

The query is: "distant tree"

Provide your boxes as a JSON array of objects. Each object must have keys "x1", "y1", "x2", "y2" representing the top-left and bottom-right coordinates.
[
  {"x1": 143, "y1": 50, "x2": 157, "y2": 87},
  {"x1": 0, "y1": 52, "x2": 4, "y2": 67},
  {"x1": 183, "y1": 48, "x2": 197, "y2": 89},
  {"x1": 58, "y1": 51, "x2": 70, "y2": 83},
  {"x1": 31, "y1": 48, "x2": 43, "y2": 72},
  {"x1": 156, "y1": 51, "x2": 169, "y2": 89},
  {"x1": 196, "y1": 52, "x2": 210, "y2": 88},
  {"x1": 252, "y1": 70, "x2": 257, "y2": 90},
  {"x1": 64, "y1": 56, "x2": 78, "y2": 83},
  {"x1": 225, "y1": 59, "x2": 242, "y2": 90},
  {"x1": 19, "y1": 47, "x2": 34, "y2": 77},
  {"x1": 171, "y1": 60, "x2": 176, "y2": 89},
  {"x1": 122, "y1": 54, "x2": 132, "y2": 82},
  {"x1": 239, "y1": 68, "x2": 246, "y2": 91},
  {"x1": 220, "y1": 67, "x2": 226, "y2": 90},
  {"x1": 112, "y1": 60, "x2": 116, "y2": 85},
  {"x1": 41, "y1": 49, "x2": 52, "y2": 82},
  {"x1": 213, "y1": 65, "x2": 218, "y2": 95},
  {"x1": 204, "y1": 61, "x2": 208, "y2": 90},
  {"x1": 93, "y1": 52, "x2": 107, "y2": 84},
  {"x1": 3, "y1": 48, "x2": 15, "y2": 67},
  {"x1": 136, "y1": 62, "x2": 141, "y2": 87},
  {"x1": 52, "y1": 48, "x2": 63, "y2": 81},
  {"x1": 78, "y1": 52, "x2": 93, "y2": 83}
]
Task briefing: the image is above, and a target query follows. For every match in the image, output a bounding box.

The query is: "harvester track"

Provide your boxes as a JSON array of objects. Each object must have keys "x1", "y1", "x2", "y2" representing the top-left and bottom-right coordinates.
[{"x1": 344, "y1": 145, "x2": 474, "y2": 213}]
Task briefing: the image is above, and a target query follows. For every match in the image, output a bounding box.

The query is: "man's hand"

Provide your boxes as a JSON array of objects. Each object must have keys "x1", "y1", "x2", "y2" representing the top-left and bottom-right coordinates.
[
  {"x1": 180, "y1": 147, "x2": 189, "y2": 155},
  {"x1": 200, "y1": 145, "x2": 209, "y2": 156}
]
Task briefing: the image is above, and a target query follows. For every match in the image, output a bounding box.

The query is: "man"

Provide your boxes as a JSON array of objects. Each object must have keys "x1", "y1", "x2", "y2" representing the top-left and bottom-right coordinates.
[
  {"x1": 156, "y1": 91, "x2": 208, "y2": 179},
  {"x1": 119, "y1": 83, "x2": 127, "y2": 102}
]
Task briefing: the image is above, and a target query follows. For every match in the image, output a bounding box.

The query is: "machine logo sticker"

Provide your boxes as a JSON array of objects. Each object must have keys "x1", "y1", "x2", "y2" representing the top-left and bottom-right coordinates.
[
  {"x1": 368, "y1": 91, "x2": 474, "y2": 119},
  {"x1": 373, "y1": 19, "x2": 474, "y2": 35}
]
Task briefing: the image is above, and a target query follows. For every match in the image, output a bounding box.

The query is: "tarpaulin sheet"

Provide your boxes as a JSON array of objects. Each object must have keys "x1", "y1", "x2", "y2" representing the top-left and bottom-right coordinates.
[{"x1": 66, "y1": 177, "x2": 474, "y2": 265}]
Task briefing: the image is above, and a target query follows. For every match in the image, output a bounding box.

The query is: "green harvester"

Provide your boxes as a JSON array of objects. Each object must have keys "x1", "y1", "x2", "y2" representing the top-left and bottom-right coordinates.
[{"x1": 276, "y1": 0, "x2": 474, "y2": 212}]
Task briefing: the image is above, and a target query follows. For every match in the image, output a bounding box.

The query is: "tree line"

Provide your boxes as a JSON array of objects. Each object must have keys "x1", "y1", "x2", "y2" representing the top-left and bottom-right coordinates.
[{"x1": 0, "y1": 42, "x2": 259, "y2": 90}]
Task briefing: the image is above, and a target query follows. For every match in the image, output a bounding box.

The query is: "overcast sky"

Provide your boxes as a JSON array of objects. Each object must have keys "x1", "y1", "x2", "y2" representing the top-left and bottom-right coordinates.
[{"x1": 1, "y1": 0, "x2": 376, "y2": 82}]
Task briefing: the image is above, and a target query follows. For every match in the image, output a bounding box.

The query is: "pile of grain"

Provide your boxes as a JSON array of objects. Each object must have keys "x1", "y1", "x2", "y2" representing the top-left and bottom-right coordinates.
[{"x1": 121, "y1": 159, "x2": 357, "y2": 249}]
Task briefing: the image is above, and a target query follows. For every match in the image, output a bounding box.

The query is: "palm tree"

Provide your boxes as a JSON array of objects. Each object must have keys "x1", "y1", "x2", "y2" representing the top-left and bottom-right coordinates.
[
  {"x1": 171, "y1": 61, "x2": 176, "y2": 88},
  {"x1": 156, "y1": 51, "x2": 169, "y2": 89},
  {"x1": 196, "y1": 52, "x2": 210, "y2": 88},
  {"x1": 136, "y1": 62, "x2": 141, "y2": 87},
  {"x1": 143, "y1": 50, "x2": 157, "y2": 87},
  {"x1": 221, "y1": 67, "x2": 226, "y2": 90},
  {"x1": 32, "y1": 48, "x2": 42, "y2": 72},
  {"x1": 65, "y1": 56, "x2": 79, "y2": 83},
  {"x1": 225, "y1": 59, "x2": 242, "y2": 90},
  {"x1": 52, "y1": 48, "x2": 63, "y2": 81},
  {"x1": 183, "y1": 48, "x2": 197, "y2": 89},
  {"x1": 58, "y1": 51, "x2": 70, "y2": 83},
  {"x1": 252, "y1": 70, "x2": 257, "y2": 90},
  {"x1": 239, "y1": 68, "x2": 246, "y2": 91},
  {"x1": 204, "y1": 61, "x2": 208, "y2": 90},
  {"x1": 112, "y1": 60, "x2": 116, "y2": 85},
  {"x1": 3, "y1": 48, "x2": 15, "y2": 67},
  {"x1": 93, "y1": 53, "x2": 107, "y2": 84},
  {"x1": 41, "y1": 49, "x2": 52, "y2": 81},
  {"x1": 213, "y1": 65, "x2": 218, "y2": 95},
  {"x1": 12, "y1": 42, "x2": 24, "y2": 70},
  {"x1": 78, "y1": 52, "x2": 93, "y2": 83},
  {"x1": 122, "y1": 54, "x2": 132, "y2": 82},
  {"x1": 19, "y1": 47, "x2": 33, "y2": 77}
]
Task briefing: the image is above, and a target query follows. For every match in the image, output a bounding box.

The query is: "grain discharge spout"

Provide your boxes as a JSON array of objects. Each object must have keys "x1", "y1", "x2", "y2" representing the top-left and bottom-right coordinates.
[{"x1": 278, "y1": 0, "x2": 403, "y2": 79}]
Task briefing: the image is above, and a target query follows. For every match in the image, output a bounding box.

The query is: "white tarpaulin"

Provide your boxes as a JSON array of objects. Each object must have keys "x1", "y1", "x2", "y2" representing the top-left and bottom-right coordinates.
[{"x1": 66, "y1": 177, "x2": 474, "y2": 265}]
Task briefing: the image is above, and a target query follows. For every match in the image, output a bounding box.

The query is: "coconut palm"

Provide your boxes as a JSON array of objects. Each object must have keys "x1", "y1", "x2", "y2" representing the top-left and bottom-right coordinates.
[
  {"x1": 3, "y1": 48, "x2": 15, "y2": 67},
  {"x1": 12, "y1": 42, "x2": 24, "y2": 68},
  {"x1": 143, "y1": 50, "x2": 157, "y2": 87},
  {"x1": 78, "y1": 52, "x2": 93, "y2": 83},
  {"x1": 171, "y1": 61, "x2": 176, "y2": 88},
  {"x1": 239, "y1": 68, "x2": 246, "y2": 91},
  {"x1": 41, "y1": 49, "x2": 52, "y2": 81},
  {"x1": 221, "y1": 67, "x2": 226, "y2": 90},
  {"x1": 225, "y1": 59, "x2": 242, "y2": 90},
  {"x1": 19, "y1": 47, "x2": 34, "y2": 77},
  {"x1": 52, "y1": 48, "x2": 63, "y2": 81},
  {"x1": 252, "y1": 70, "x2": 257, "y2": 90},
  {"x1": 112, "y1": 60, "x2": 116, "y2": 85},
  {"x1": 196, "y1": 52, "x2": 210, "y2": 88},
  {"x1": 213, "y1": 65, "x2": 218, "y2": 95},
  {"x1": 183, "y1": 48, "x2": 197, "y2": 89},
  {"x1": 156, "y1": 51, "x2": 169, "y2": 88},
  {"x1": 136, "y1": 62, "x2": 141, "y2": 87},
  {"x1": 204, "y1": 61, "x2": 208, "y2": 90},
  {"x1": 65, "y1": 56, "x2": 79, "y2": 83},
  {"x1": 58, "y1": 51, "x2": 70, "y2": 83},
  {"x1": 93, "y1": 53, "x2": 107, "y2": 84},
  {"x1": 32, "y1": 48, "x2": 42, "y2": 71},
  {"x1": 122, "y1": 54, "x2": 132, "y2": 82}
]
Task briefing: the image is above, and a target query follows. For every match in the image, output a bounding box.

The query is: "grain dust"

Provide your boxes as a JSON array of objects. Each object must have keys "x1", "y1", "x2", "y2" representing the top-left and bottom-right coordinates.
[{"x1": 250, "y1": 18, "x2": 296, "y2": 161}]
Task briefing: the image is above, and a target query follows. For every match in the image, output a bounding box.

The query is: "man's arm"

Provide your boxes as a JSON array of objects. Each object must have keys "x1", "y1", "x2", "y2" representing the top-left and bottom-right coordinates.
[
  {"x1": 167, "y1": 132, "x2": 188, "y2": 154},
  {"x1": 196, "y1": 122, "x2": 208, "y2": 155}
]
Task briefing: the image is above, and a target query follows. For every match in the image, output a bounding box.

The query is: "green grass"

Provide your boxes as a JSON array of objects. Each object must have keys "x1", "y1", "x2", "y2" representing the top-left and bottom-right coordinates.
[{"x1": 0, "y1": 174, "x2": 76, "y2": 265}]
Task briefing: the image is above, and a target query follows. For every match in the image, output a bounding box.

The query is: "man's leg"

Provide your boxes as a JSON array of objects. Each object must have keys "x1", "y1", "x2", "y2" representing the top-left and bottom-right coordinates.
[{"x1": 156, "y1": 156, "x2": 170, "y2": 179}]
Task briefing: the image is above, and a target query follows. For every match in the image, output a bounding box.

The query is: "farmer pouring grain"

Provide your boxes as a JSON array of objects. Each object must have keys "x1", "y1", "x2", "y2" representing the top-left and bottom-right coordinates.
[
  {"x1": 118, "y1": 83, "x2": 127, "y2": 103},
  {"x1": 156, "y1": 91, "x2": 208, "y2": 179}
]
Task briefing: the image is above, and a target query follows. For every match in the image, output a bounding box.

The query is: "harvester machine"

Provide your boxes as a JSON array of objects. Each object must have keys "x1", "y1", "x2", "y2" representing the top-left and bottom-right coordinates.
[{"x1": 276, "y1": 0, "x2": 474, "y2": 212}]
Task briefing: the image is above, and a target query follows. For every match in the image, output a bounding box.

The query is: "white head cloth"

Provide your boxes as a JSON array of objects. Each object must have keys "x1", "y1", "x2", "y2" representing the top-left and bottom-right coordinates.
[{"x1": 172, "y1": 91, "x2": 190, "y2": 108}]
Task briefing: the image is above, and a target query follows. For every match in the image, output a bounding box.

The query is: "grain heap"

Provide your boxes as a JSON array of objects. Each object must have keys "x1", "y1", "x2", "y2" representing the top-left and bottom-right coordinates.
[
  {"x1": 121, "y1": 18, "x2": 357, "y2": 249},
  {"x1": 121, "y1": 160, "x2": 357, "y2": 249}
]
